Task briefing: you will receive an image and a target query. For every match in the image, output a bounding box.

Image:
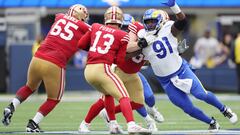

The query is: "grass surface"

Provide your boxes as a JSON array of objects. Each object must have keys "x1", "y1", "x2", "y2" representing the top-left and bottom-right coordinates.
[{"x1": 0, "y1": 94, "x2": 239, "y2": 134}]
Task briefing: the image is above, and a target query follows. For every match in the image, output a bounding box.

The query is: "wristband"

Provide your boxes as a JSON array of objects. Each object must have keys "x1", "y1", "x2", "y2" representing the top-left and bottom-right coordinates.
[{"x1": 170, "y1": 3, "x2": 181, "y2": 14}]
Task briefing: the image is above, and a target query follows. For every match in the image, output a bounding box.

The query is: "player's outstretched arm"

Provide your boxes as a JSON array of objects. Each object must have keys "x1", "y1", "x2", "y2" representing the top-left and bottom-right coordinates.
[{"x1": 162, "y1": 0, "x2": 187, "y2": 37}]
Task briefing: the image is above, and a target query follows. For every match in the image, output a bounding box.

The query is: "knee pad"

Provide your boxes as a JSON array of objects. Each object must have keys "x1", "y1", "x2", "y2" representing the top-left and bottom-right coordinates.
[{"x1": 145, "y1": 95, "x2": 155, "y2": 107}]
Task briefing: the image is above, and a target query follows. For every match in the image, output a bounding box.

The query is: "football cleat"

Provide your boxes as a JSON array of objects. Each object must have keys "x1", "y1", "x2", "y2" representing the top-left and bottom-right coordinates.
[
  {"x1": 128, "y1": 123, "x2": 151, "y2": 135},
  {"x1": 208, "y1": 117, "x2": 220, "y2": 132},
  {"x1": 109, "y1": 121, "x2": 124, "y2": 134},
  {"x1": 78, "y1": 120, "x2": 90, "y2": 133},
  {"x1": 222, "y1": 106, "x2": 238, "y2": 124},
  {"x1": 2, "y1": 103, "x2": 15, "y2": 126},
  {"x1": 147, "y1": 106, "x2": 164, "y2": 123},
  {"x1": 99, "y1": 109, "x2": 110, "y2": 127},
  {"x1": 26, "y1": 119, "x2": 42, "y2": 133},
  {"x1": 146, "y1": 119, "x2": 158, "y2": 132}
]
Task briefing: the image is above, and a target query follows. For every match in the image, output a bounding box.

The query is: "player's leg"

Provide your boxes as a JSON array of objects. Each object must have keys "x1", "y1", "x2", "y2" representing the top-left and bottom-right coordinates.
[
  {"x1": 159, "y1": 79, "x2": 220, "y2": 130},
  {"x1": 2, "y1": 57, "x2": 42, "y2": 126},
  {"x1": 138, "y1": 72, "x2": 164, "y2": 123},
  {"x1": 79, "y1": 96, "x2": 105, "y2": 132},
  {"x1": 98, "y1": 64, "x2": 149, "y2": 134},
  {"x1": 120, "y1": 71, "x2": 157, "y2": 131},
  {"x1": 26, "y1": 58, "x2": 63, "y2": 132},
  {"x1": 184, "y1": 66, "x2": 238, "y2": 124}
]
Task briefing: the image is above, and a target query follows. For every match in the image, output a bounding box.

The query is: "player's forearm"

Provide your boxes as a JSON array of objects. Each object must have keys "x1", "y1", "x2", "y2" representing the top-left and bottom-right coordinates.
[
  {"x1": 170, "y1": 3, "x2": 187, "y2": 36},
  {"x1": 126, "y1": 41, "x2": 141, "y2": 53}
]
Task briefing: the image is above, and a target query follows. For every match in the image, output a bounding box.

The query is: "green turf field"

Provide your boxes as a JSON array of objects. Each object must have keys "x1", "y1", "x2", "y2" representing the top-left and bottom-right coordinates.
[{"x1": 0, "y1": 94, "x2": 239, "y2": 134}]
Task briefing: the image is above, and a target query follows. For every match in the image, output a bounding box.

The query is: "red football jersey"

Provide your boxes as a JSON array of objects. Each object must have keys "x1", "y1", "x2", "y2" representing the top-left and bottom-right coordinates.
[
  {"x1": 128, "y1": 21, "x2": 144, "y2": 36},
  {"x1": 35, "y1": 13, "x2": 91, "y2": 68},
  {"x1": 116, "y1": 22, "x2": 145, "y2": 74},
  {"x1": 78, "y1": 23, "x2": 129, "y2": 65}
]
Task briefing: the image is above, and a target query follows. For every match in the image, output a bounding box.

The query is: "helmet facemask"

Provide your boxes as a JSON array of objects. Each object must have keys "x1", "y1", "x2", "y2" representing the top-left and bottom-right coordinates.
[{"x1": 143, "y1": 9, "x2": 164, "y2": 32}]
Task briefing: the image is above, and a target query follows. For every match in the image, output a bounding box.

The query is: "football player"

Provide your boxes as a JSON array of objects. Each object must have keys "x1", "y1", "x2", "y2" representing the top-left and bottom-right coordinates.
[
  {"x1": 125, "y1": 13, "x2": 165, "y2": 124},
  {"x1": 2, "y1": 4, "x2": 90, "y2": 132},
  {"x1": 127, "y1": 0, "x2": 238, "y2": 131},
  {"x1": 77, "y1": 6, "x2": 150, "y2": 134},
  {"x1": 79, "y1": 13, "x2": 161, "y2": 133}
]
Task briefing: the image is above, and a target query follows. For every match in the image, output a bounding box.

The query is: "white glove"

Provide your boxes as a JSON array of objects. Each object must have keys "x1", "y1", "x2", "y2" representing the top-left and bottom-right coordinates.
[{"x1": 177, "y1": 39, "x2": 189, "y2": 54}]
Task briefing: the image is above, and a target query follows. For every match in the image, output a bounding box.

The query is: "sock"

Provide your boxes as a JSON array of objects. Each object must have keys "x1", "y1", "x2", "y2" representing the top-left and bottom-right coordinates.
[
  {"x1": 185, "y1": 106, "x2": 212, "y2": 124},
  {"x1": 136, "y1": 106, "x2": 148, "y2": 117},
  {"x1": 104, "y1": 95, "x2": 116, "y2": 121},
  {"x1": 119, "y1": 97, "x2": 134, "y2": 122},
  {"x1": 114, "y1": 105, "x2": 121, "y2": 114},
  {"x1": 16, "y1": 86, "x2": 33, "y2": 102},
  {"x1": 205, "y1": 91, "x2": 225, "y2": 112},
  {"x1": 85, "y1": 99, "x2": 104, "y2": 123},
  {"x1": 130, "y1": 101, "x2": 143, "y2": 110},
  {"x1": 110, "y1": 120, "x2": 117, "y2": 125},
  {"x1": 145, "y1": 95, "x2": 155, "y2": 107},
  {"x1": 193, "y1": 91, "x2": 225, "y2": 112},
  {"x1": 32, "y1": 112, "x2": 44, "y2": 124},
  {"x1": 144, "y1": 114, "x2": 153, "y2": 122},
  {"x1": 150, "y1": 106, "x2": 158, "y2": 113},
  {"x1": 127, "y1": 121, "x2": 136, "y2": 128},
  {"x1": 11, "y1": 98, "x2": 20, "y2": 110},
  {"x1": 38, "y1": 99, "x2": 59, "y2": 116},
  {"x1": 115, "y1": 101, "x2": 144, "y2": 114}
]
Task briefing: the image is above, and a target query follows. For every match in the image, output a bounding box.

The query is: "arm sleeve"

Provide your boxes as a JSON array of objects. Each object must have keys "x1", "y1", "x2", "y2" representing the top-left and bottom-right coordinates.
[{"x1": 78, "y1": 31, "x2": 91, "y2": 51}]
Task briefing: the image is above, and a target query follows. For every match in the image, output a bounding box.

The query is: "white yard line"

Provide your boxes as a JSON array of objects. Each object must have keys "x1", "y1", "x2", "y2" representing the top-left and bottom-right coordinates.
[{"x1": 1, "y1": 130, "x2": 240, "y2": 135}]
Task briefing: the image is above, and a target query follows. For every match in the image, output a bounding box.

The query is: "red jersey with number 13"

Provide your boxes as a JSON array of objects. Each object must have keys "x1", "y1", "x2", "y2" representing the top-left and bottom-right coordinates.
[
  {"x1": 78, "y1": 23, "x2": 129, "y2": 65},
  {"x1": 35, "y1": 13, "x2": 91, "y2": 68}
]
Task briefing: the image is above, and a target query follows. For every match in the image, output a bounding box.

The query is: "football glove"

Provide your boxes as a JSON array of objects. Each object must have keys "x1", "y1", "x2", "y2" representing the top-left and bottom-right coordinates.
[
  {"x1": 138, "y1": 38, "x2": 148, "y2": 49},
  {"x1": 177, "y1": 39, "x2": 189, "y2": 54},
  {"x1": 162, "y1": 0, "x2": 176, "y2": 7}
]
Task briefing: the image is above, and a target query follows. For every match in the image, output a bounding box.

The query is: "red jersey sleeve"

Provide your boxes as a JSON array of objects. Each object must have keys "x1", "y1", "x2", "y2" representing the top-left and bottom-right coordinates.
[
  {"x1": 78, "y1": 31, "x2": 91, "y2": 51},
  {"x1": 121, "y1": 33, "x2": 129, "y2": 45},
  {"x1": 79, "y1": 21, "x2": 92, "y2": 34},
  {"x1": 128, "y1": 22, "x2": 144, "y2": 36}
]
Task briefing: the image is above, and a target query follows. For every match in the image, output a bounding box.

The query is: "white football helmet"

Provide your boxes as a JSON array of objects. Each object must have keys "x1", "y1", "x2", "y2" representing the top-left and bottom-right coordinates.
[{"x1": 67, "y1": 4, "x2": 89, "y2": 22}]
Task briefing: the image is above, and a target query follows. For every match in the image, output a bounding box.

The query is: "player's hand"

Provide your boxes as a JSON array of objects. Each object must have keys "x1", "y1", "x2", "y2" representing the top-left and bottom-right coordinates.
[
  {"x1": 162, "y1": 0, "x2": 176, "y2": 7},
  {"x1": 177, "y1": 39, "x2": 189, "y2": 54},
  {"x1": 138, "y1": 38, "x2": 148, "y2": 48}
]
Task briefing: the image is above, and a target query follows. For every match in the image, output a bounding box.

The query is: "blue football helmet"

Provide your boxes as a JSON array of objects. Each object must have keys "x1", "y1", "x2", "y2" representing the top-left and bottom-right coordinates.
[
  {"x1": 121, "y1": 14, "x2": 135, "y2": 32},
  {"x1": 143, "y1": 9, "x2": 163, "y2": 32}
]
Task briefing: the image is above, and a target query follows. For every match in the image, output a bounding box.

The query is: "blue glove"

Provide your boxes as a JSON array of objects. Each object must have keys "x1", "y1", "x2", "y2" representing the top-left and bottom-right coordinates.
[{"x1": 162, "y1": 0, "x2": 176, "y2": 7}]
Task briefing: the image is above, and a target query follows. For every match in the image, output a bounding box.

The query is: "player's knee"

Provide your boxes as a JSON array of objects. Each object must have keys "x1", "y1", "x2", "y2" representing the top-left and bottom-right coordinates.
[{"x1": 145, "y1": 95, "x2": 155, "y2": 107}]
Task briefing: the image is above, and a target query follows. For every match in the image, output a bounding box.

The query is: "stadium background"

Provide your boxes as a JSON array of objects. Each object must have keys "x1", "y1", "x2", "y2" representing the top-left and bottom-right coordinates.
[
  {"x1": 0, "y1": 0, "x2": 240, "y2": 134},
  {"x1": 0, "y1": 0, "x2": 240, "y2": 94}
]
